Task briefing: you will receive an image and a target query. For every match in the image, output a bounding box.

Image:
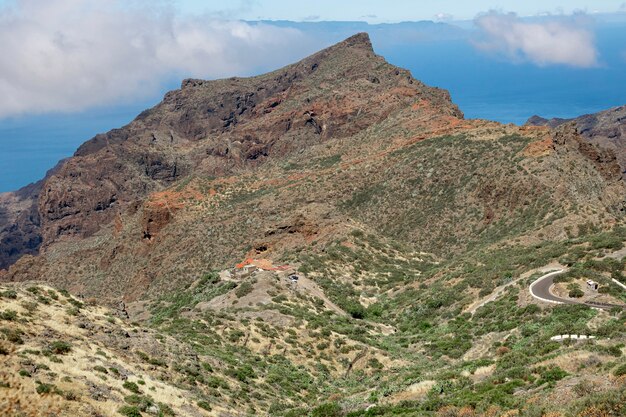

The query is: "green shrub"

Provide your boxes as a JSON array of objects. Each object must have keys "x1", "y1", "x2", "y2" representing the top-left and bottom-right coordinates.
[
  {"x1": 537, "y1": 366, "x2": 567, "y2": 385},
  {"x1": 124, "y1": 394, "x2": 154, "y2": 411},
  {"x1": 94, "y1": 366, "x2": 108, "y2": 374},
  {"x1": 345, "y1": 301, "x2": 365, "y2": 319},
  {"x1": 36, "y1": 382, "x2": 54, "y2": 394},
  {"x1": 613, "y1": 363, "x2": 626, "y2": 377},
  {"x1": 123, "y1": 381, "x2": 141, "y2": 394},
  {"x1": 26, "y1": 287, "x2": 40, "y2": 294},
  {"x1": 228, "y1": 364, "x2": 256, "y2": 383},
  {"x1": 198, "y1": 400, "x2": 212, "y2": 411},
  {"x1": 136, "y1": 351, "x2": 167, "y2": 367},
  {"x1": 204, "y1": 376, "x2": 229, "y2": 389},
  {"x1": 158, "y1": 403, "x2": 175, "y2": 416},
  {"x1": 49, "y1": 341, "x2": 71, "y2": 355},
  {"x1": 312, "y1": 402, "x2": 342, "y2": 417},
  {"x1": 0, "y1": 310, "x2": 17, "y2": 321},
  {"x1": 0, "y1": 327, "x2": 24, "y2": 344},
  {"x1": 367, "y1": 358, "x2": 384, "y2": 369},
  {"x1": 0, "y1": 290, "x2": 17, "y2": 299},
  {"x1": 118, "y1": 405, "x2": 142, "y2": 417},
  {"x1": 568, "y1": 284, "x2": 584, "y2": 298},
  {"x1": 158, "y1": 403, "x2": 176, "y2": 417},
  {"x1": 235, "y1": 282, "x2": 254, "y2": 298}
]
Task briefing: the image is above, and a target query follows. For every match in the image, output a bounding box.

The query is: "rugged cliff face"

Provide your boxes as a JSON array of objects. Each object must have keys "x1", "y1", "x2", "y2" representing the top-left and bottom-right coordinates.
[
  {"x1": 527, "y1": 106, "x2": 626, "y2": 176},
  {"x1": 0, "y1": 182, "x2": 41, "y2": 270}
]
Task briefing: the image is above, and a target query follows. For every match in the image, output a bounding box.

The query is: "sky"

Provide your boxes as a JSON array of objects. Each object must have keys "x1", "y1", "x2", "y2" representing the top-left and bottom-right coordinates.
[{"x1": 174, "y1": 0, "x2": 625, "y2": 22}]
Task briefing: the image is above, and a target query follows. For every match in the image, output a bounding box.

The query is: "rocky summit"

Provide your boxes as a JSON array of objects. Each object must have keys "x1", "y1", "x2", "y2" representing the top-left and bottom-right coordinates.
[{"x1": 1, "y1": 33, "x2": 626, "y2": 417}]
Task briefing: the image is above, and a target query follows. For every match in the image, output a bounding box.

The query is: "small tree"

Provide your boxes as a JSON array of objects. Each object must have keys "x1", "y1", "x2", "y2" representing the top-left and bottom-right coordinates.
[{"x1": 567, "y1": 283, "x2": 584, "y2": 298}]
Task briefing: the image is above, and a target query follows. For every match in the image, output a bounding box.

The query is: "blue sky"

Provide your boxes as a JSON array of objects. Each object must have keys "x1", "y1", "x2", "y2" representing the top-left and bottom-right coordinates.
[
  {"x1": 173, "y1": 0, "x2": 626, "y2": 21},
  {"x1": 2, "y1": 0, "x2": 624, "y2": 21}
]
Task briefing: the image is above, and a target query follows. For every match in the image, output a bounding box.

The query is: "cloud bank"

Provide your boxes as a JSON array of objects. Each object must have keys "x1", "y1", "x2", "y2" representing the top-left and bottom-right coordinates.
[
  {"x1": 473, "y1": 12, "x2": 599, "y2": 68},
  {"x1": 0, "y1": 0, "x2": 314, "y2": 118}
]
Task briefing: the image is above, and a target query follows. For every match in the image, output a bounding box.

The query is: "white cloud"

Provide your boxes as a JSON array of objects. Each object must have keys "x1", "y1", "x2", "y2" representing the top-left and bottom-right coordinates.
[
  {"x1": 0, "y1": 0, "x2": 315, "y2": 118},
  {"x1": 621, "y1": 2, "x2": 626, "y2": 12},
  {"x1": 434, "y1": 12, "x2": 453, "y2": 22},
  {"x1": 473, "y1": 12, "x2": 599, "y2": 68}
]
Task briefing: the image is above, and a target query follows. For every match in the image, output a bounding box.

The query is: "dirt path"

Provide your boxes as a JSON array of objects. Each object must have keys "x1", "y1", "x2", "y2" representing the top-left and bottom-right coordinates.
[{"x1": 294, "y1": 275, "x2": 348, "y2": 316}]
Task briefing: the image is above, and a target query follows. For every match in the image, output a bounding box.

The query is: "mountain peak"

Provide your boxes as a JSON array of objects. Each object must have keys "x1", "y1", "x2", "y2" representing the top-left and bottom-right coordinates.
[
  {"x1": 335, "y1": 32, "x2": 373, "y2": 51},
  {"x1": 301, "y1": 32, "x2": 376, "y2": 68},
  {"x1": 2, "y1": 30, "x2": 463, "y2": 272}
]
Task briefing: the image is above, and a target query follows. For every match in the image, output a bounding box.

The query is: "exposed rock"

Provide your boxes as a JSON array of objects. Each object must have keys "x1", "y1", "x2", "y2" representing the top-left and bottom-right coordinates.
[
  {"x1": 0, "y1": 181, "x2": 42, "y2": 270},
  {"x1": 527, "y1": 105, "x2": 626, "y2": 177}
]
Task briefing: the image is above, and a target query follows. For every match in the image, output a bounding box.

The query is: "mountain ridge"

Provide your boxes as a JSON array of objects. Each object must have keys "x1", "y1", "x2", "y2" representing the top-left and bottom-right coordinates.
[
  {"x1": 1, "y1": 34, "x2": 624, "y2": 303},
  {"x1": 0, "y1": 32, "x2": 462, "y2": 273}
]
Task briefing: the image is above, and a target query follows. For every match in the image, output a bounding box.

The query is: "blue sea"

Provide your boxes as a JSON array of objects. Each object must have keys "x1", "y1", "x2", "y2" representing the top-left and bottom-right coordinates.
[{"x1": 1, "y1": 20, "x2": 625, "y2": 192}]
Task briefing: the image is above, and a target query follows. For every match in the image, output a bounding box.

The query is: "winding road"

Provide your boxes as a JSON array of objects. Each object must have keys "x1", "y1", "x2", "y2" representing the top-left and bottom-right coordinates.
[{"x1": 529, "y1": 269, "x2": 626, "y2": 311}]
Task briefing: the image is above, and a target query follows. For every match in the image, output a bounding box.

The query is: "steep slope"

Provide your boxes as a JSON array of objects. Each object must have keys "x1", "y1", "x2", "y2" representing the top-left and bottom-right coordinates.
[
  {"x1": 0, "y1": 159, "x2": 66, "y2": 271},
  {"x1": 35, "y1": 32, "x2": 460, "y2": 248},
  {"x1": 1, "y1": 283, "x2": 210, "y2": 416},
  {"x1": 0, "y1": 182, "x2": 41, "y2": 271}
]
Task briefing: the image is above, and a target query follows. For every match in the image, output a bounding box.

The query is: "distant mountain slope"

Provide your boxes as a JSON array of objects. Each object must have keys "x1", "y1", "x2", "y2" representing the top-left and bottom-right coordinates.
[
  {"x1": 526, "y1": 106, "x2": 626, "y2": 176},
  {"x1": 0, "y1": 182, "x2": 42, "y2": 271}
]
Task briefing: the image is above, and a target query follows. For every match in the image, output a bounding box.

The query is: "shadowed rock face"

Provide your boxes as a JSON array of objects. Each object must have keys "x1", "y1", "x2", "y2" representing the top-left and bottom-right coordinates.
[
  {"x1": 0, "y1": 182, "x2": 42, "y2": 270},
  {"x1": 0, "y1": 32, "x2": 463, "y2": 270},
  {"x1": 527, "y1": 106, "x2": 626, "y2": 177}
]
